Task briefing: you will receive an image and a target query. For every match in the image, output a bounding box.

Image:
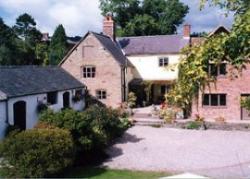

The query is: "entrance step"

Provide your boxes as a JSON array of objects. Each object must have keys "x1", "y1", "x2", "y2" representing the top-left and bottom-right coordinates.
[
  {"x1": 133, "y1": 113, "x2": 159, "y2": 119},
  {"x1": 133, "y1": 117, "x2": 164, "y2": 126}
]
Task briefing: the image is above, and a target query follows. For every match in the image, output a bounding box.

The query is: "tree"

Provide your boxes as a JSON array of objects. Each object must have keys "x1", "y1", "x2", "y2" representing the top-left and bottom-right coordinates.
[
  {"x1": 99, "y1": 0, "x2": 189, "y2": 36},
  {"x1": 0, "y1": 18, "x2": 20, "y2": 65},
  {"x1": 13, "y1": 13, "x2": 43, "y2": 65},
  {"x1": 49, "y1": 24, "x2": 67, "y2": 65},
  {"x1": 13, "y1": 13, "x2": 42, "y2": 47}
]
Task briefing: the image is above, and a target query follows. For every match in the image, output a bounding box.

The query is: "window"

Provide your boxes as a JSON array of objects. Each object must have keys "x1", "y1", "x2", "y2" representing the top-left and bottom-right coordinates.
[
  {"x1": 159, "y1": 57, "x2": 169, "y2": 67},
  {"x1": 83, "y1": 66, "x2": 95, "y2": 78},
  {"x1": 75, "y1": 89, "x2": 83, "y2": 97},
  {"x1": 208, "y1": 63, "x2": 227, "y2": 76},
  {"x1": 202, "y1": 94, "x2": 227, "y2": 106},
  {"x1": 96, "y1": 90, "x2": 107, "y2": 99},
  {"x1": 47, "y1": 92, "x2": 58, "y2": 105}
]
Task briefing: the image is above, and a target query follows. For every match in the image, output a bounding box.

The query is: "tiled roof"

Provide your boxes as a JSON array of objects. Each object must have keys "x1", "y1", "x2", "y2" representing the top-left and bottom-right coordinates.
[
  {"x1": 92, "y1": 32, "x2": 127, "y2": 66},
  {"x1": 117, "y1": 35, "x2": 190, "y2": 55},
  {"x1": 0, "y1": 66, "x2": 84, "y2": 98},
  {"x1": 60, "y1": 32, "x2": 128, "y2": 67}
]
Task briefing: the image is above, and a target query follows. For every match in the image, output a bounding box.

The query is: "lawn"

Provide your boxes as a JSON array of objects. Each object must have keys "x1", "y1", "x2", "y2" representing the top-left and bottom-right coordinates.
[{"x1": 62, "y1": 166, "x2": 169, "y2": 179}]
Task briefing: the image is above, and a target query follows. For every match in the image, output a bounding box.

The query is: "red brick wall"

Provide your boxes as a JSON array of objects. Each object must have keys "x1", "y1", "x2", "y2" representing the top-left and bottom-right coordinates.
[
  {"x1": 61, "y1": 33, "x2": 123, "y2": 108},
  {"x1": 103, "y1": 15, "x2": 115, "y2": 41},
  {"x1": 192, "y1": 64, "x2": 250, "y2": 121}
]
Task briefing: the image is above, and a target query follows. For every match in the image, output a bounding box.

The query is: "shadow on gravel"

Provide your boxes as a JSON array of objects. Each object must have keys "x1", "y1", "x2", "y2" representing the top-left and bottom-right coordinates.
[{"x1": 116, "y1": 133, "x2": 144, "y2": 144}]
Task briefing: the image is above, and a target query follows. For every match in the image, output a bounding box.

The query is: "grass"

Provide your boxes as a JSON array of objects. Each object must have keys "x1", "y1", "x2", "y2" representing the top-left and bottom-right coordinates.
[{"x1": 62, "y1": 166, "x2": 169, "y2": 179}]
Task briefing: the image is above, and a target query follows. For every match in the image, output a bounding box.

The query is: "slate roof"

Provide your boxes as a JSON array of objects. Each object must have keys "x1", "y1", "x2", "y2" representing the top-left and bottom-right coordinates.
[
  {"x1": 0, "y1": 90, "x2": 7, "y2": 101},
  {"x1": 117, "y1": 35, "x2": 190, "y2": 55},
  {"x1": 92, "y1": 32, "x2": 127, "y2": 66},
  {"x1": 60, "y1": 32, "x2": 128, "y2": 66},
  {"x1": 0, "y1": 66, "x2": 84, "y2": 98}
]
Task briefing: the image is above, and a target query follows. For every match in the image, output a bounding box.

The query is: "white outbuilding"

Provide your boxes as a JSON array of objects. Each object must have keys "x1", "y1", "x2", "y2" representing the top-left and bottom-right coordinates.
[{"x1": 0, "y1": 66, "x2": 86, "y2": 138}]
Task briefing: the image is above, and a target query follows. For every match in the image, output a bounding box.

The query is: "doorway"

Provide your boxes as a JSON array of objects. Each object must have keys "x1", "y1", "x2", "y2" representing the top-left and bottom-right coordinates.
[
  {"x1": 63, "y1": 92, "x2": 70, "y2": 108},
  {"x1": 13, "y1": 101, "x2": 26, "y2": 130},
  {"x1": 241, "y1": 94, "x2": 250, "y2": 120}
]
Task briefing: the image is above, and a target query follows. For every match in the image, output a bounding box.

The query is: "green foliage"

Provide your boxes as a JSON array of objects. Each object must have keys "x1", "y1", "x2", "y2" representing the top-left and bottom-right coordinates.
[
  {"x1": 49, "y1": 24, "x2": 67, "y2": 65},
  {"x1": 159, "y1": 108, "x2": 176, "y2": 123},
  {"x1": 12, "y1": 13, "x2": 44, "y2": 65},
  {"x1": 39, "y1": 107, "x2": 130, "y2": 155},
  {"x1": 186, "y1": 121, "x2": 201, "y2": 130},
  {"x1": 13, "y1": 13, "x2": 42, "y2": 45},
  {"x1": 128, "y1": 92, "x2": 137, "y2": 108},
  {"x1": 99, "y1": 0, "x2": 189, "y2": 36},
  {"x1": 35, "y1": 43, "x2": 49, "y2": 65},
  {"x1": 0, "y1": 128, "x2": 75, "y2": 178},
  {"x1": 200, "y1": 0, "x2": 249, "y2": 14},
  {"x1": 0, "y1": 18, "x2": 21, "y2": 65},
  {"x1": 241, "y1": 96, "x2": 250, "y2": 111},
  {"x1": 166, "y1": 1, "x2": 249, "y2": 114}
]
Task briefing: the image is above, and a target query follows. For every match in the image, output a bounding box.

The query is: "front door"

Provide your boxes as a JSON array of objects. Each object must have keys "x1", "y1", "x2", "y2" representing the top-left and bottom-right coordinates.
[
  {"x1": 241, "y1": 94, "x2": 250, "y2": 120},
  {"x1": 63, "y1": 92, "x2": 70, "y2": 108},
  {"x1": 13, "y1": 101, "x2": 26, "y2": 130}
]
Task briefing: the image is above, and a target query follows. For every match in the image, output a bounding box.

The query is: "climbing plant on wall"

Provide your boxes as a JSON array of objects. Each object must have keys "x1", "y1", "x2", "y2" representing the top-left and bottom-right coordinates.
[{"x1": 166, "y1": 0, "x2": 250, "y2": 114}]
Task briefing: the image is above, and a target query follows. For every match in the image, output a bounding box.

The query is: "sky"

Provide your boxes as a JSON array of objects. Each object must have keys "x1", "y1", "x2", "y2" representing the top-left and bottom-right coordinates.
[{"x1": 0, "y1": 0, "x2": 234, "y2": 37}]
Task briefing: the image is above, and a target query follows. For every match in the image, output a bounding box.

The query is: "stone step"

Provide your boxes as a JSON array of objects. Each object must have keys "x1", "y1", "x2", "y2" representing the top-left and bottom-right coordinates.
[
  {"x1": 133, "y1": 118, "x2": 164, "y2": 126},
  {"x1": 133, "y1": 113, "x2": 159, "y2": 119}
]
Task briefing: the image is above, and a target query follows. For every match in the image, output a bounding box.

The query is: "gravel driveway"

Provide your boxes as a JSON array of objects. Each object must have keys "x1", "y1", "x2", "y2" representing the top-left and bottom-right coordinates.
[{"x1": 103, "y1": 126, "x2": 250, "y2": 178}]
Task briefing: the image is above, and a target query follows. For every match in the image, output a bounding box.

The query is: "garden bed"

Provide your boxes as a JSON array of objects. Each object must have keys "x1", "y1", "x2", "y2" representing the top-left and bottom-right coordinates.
[{"x1": 162, "y1": 120, "x2": 250, "y2": 131}]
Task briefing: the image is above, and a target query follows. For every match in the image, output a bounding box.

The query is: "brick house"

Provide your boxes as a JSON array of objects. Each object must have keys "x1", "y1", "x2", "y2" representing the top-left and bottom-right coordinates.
[
  {"x1": 61, "y1": 14, "x2": 191, "y2": 107},
  {"x1": 192, "y1": 62, "x2": 250, "y2": 121},
  {"x1": 60, "y1": 19, "x2": 129, "y2": 107},
  {"x1": 61, "y1": 14, "x2": 236, "y2": 114},
  {"x1": 191, "y1": 26, "x2": 250, "y2": 121}
]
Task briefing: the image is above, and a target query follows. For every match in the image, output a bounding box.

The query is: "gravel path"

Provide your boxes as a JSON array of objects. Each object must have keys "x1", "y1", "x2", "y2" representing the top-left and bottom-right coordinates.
[{"x1": 103, "y1": 126, "x2": 250, "y2": 178}]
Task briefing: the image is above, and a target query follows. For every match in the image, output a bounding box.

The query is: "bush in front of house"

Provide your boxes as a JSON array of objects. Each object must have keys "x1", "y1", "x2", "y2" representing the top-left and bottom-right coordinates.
[
  {"x1": 185, "y1": 121, "x2": 202, "y2": 129},
  {"x1": 0, "y1": 128, "x2": 75, "y2": 178},
  {"x1": 39, "y1": 106, "x2": 131, "y2": 156},
  {"x1": 159, "y1": 108, "x2": 176, "y2": 123}
]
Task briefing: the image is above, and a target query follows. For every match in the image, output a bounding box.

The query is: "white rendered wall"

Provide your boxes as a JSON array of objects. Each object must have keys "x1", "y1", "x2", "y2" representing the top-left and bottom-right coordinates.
[
  {"x1": 3, "y1": 89, "x2": 85, "y2": 138},
  {"x1": 127, "y1": 54, "x2": 181, "y2": 81},
  {"x1": 0, "y1": 101, "x2": 7, "y2": 139}
]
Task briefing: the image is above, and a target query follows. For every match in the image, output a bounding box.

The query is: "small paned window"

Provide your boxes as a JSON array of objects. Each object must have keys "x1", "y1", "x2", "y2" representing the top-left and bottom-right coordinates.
[
  {"x1": 159, "y1": 57, "x2": 169, "y2": 67},
  {"x1": 96, "y1": 90, "x2": 107, "y2": 99},
  {"x1": 83, "y1": 66, "x2": 95, "y2": 78}
]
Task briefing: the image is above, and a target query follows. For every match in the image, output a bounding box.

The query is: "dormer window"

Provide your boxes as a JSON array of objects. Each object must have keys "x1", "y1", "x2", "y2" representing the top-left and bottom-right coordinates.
[
  {"x1": 159, "y1": 57, "x2": 169, "y2": 67},
  {"x1": 83, "y1": 66, "x2": 96, "y2": 78}
]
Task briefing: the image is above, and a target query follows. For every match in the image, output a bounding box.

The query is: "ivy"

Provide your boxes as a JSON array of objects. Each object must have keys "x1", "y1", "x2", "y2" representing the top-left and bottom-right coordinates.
[{"x1": 166, "y1": 6, "x2": 249, "y2": 114}]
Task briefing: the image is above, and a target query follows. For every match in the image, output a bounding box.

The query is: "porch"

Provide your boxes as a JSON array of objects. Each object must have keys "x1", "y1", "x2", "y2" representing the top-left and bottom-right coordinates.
[{"x1": 128, "y1": 79, "x2": 174, "y2": 106}]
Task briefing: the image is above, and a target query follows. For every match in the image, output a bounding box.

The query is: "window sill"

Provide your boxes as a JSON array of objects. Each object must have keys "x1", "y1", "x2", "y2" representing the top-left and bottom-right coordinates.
[{"x1": 202, "y1": 105, "x2": 227, "y2": 109}]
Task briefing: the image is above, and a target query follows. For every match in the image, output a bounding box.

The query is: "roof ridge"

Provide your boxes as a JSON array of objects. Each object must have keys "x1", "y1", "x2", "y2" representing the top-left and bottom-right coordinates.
[
  {"x1": 90, "y1": 31, "x2": 112, "y2": 39},
  {"x1": 117, "y1": 34, "x2": 181, "y2": 39},
  {"x1": 0, "y1": 65, "x2": 59, "y2": 69}
]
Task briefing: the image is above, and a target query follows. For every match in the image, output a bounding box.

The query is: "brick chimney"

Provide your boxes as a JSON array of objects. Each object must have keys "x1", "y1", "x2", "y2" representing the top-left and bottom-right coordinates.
[
  {"x1": 103, "y1": 12, "x2": 115, "y2": 41},
  {"x1": 183, "y1": 24, "x2": 191, "y2": 38}
]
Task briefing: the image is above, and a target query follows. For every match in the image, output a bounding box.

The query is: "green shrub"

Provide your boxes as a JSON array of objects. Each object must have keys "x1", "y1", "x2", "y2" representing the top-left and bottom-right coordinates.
[
  {"x1": 159, "y1": 108, "x2": 176, "y2": 123},
  {"x1": 186, "y1": 121, "x2": 201, "y2": 129},
  {"x1": 0, "y1": 128, "x2": 75, "y2": 178},
  {"x1": 39, "y1": 107, "x2": 130, "y2": 154},
  {"x1": 128, "y1": 92, "x2": 137, "y2": 108}
]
